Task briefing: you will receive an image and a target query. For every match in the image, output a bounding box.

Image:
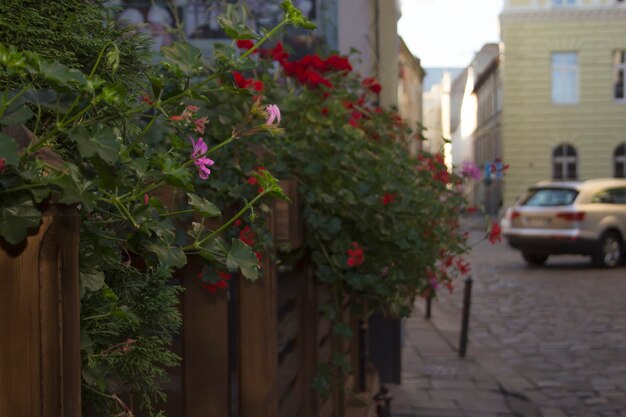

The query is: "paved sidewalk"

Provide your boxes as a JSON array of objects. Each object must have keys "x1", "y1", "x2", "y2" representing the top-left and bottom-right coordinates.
[{"x1": 389, "y1": 301, "x2": 523, "y2": 417}]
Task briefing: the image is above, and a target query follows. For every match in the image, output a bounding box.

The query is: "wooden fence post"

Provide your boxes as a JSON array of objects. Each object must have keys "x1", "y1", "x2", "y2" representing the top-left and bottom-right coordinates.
[
  {"x1": 238, "y1": 255, "x2": 279, "y2": 417},
  {"x1": 0, "y1": 206, "x2": 81, "y2": 417}
]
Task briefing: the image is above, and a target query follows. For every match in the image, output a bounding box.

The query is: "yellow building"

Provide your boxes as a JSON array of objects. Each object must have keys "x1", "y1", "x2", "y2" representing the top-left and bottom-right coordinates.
[{"x1": 500, "y1": 0, "x2": 626, "y2": 206}]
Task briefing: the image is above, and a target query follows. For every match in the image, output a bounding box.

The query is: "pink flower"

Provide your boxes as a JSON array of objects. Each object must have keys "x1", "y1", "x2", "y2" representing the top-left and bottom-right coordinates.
[
  {"x1": 459, "y1": 161, "x2": 481, "y2": 181},
  {"x1": 265, "y1": 104, "x2": 281, "y2": 126},
  {"x1": 143, "y1": 194, "x2": 149, "y2": 205},
  {"x1": 186, "y1": 105, "x2": 200, "y2": 113},
  {"x1": 190, "y1": 137, "x2": 215, "y2": 180},
  {"x1": 193, "y1": 117, "x2": 208, "y2": 134},
  {"x1": 0, "y1": 158, "x2": 5, "y2": 173}
]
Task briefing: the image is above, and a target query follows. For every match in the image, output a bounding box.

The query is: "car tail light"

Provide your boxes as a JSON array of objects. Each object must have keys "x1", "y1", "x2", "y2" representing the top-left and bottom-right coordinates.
[
  {"x1": 511, "y1": 210, "x2": 520, "y2": 220},
  {"x1": 557, "y1": 212, "x2": 585, "y2": 221}
]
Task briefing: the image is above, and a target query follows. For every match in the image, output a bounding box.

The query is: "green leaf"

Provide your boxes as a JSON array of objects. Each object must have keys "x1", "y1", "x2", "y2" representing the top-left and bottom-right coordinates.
[
  {"x1": 0, "y1": 105, "x2": 33, "y2": 125},
  {"x1": 69, "y1": 127, "x2": 120, "y2": 163},
  {"x1": 333, "y1": 322, "x2": 353, "y2": 339},
  {"x1": 226, "y1": 238, "x2": 260, "y2": 281},
  {"x1": 80, "y1": 270, "x2": 105, "y2": 295},
  {"x1": 49, "y1": 164, "x2": 97, "y2": 209},
  {"x1": 161, "y1": 42, "x2": 204, "y2": 75},
  {"x1": 0, "y1": 133, "x2": 20, "y2": 165},
  {"x1": 0, "y1": 197, "x2": 41, "y2": 245},
  {"x1": 145, "y1": 242, "x2": 187, "y2": 269},
  {"x1": 37, "y1": 60, "x2": 87, "y2": 87},
  {"x1": 216, "y1": 16, "x2": 259, "y2": 40},
  {"x1": 188, "y1": 193, "x2": 221, "y2": 218}
]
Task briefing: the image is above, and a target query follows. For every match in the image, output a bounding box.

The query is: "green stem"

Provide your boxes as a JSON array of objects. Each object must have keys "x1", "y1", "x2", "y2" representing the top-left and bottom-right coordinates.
[
  {"x1": 160, "y1": 209, "x2": 194, "y2": 217},
  {"x1": 89, "y1": 42, "x2": 115, "y2": 77},
  {"x1": 206, "y1": 134, "x2": 236, "y2": 155},
  {"x1": 186, "y1": 192, "x2": 265, "y2": 250},
  {"x1": 238, "y1": 20, "x2": 288, "y2": 61},
  {"x1": 0, "y1": 83, "x2": 32, "y2": 118}
]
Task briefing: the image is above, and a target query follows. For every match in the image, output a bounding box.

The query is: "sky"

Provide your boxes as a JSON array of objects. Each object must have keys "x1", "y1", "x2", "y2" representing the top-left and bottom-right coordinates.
[{"x1": 398, "y1": 0, "x2": 504, "y2": 68}]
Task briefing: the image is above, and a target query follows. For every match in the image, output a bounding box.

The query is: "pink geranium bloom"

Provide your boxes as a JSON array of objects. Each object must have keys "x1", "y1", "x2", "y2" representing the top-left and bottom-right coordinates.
[
  {"x1": 194, "y1": 117, "x2": 208, "y2": 134},
  {"x1": 265, "y1": 104, "x2": 281, "y2": 126},
  {"x1": 190, "y1": 137, "x2": 215, "y2": 180}
]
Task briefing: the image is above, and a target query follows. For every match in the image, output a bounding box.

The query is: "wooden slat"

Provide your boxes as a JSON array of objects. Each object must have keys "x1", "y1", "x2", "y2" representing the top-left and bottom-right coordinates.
[
  {"x1": 182, "y1": 257, "x2": 229, "y2": 417},
  {"x1": 278, "y1": 346, "x2": 300, "y2": 399},
  {"x1": 317, "y1": 319, "x2": 331, "y2": 345},
  {"x1": 272, "y1": 180, "x2": 303, "y2": 249},
  {"x1": 319, "y1": 397, "x2": 334, "y2": 417},
  {"x1": 279, "y1": 377, "x2": 302, "y2": 417},
  {"x1": 299, "y1": 262, "x2": 318, "y2": 417},
  {"x1": 278, "y1": 309, "x2": 300, "y2": 353},
  {"x1": 0, "y1": 207, "x2": 81, "y2": 417},
  {"x1": 239, "y1": 254, "x2": 279, "y2": 417}
]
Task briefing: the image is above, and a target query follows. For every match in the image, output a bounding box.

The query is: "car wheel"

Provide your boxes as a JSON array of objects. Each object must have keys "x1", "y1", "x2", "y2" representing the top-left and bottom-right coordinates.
[
  {"x1": 522, "y1": 251, "x2": 549, "y2": 266},
  {"x1": 591, "y1": 231, "x2": 623, "y2": 268}
]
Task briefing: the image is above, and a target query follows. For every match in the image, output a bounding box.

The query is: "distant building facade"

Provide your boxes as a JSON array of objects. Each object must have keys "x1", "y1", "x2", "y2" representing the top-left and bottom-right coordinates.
[
  {"x1": 500, "y1": 0, "x2": 626, "y2": 205},
  {"x1": 398, "y1": 38, "x2": 426, "y2": 155},
  {"x1": 473, "y1": 56, "x2": 502, "y2": 214}
]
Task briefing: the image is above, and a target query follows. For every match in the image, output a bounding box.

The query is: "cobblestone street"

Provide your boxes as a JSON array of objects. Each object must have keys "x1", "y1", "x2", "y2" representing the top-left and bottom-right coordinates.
[{"x1": 394, "y1": 226, "x2": 626, "y2": 417}]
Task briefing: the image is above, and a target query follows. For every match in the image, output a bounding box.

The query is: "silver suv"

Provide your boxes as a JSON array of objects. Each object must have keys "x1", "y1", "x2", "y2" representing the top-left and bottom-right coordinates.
[{"x1": 502, "y1": 179, "x2": 626, "y2": 267}]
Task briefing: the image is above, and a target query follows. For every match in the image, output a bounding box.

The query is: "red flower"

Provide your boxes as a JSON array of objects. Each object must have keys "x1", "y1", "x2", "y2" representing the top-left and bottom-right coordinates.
[
  {"x1": 247, "y1": 177, "x2": 259, "y2": 186},
  {"x1": 347, "y1": 242, "x2": 364, "y2": 267},
  {"x1": 324, "y1": 55, "x2": 352, "y2": 72},
  {"x1": 233, "y1": 71, "x2": 248, "y2": 88},
  {"x1": 381, "y1": 193, "x2": 396, "y2": 205},
  {"x1": 487, "y1": 222, "x2": 502, "y2": 244},
  {"x1": 239, "y1": 226, "x2": 256, "y2": 246},
  {"x1": 139, "y1": 94, "x2": 153, "y2": 105},
  {"x1": 236, "y1": 39, "x2": 255, "y2": 50},
  {"x1": 255, "y1": 251, "x2": 263, "y2": 264},
  {"x1": 301, "y1": 54, "x2": 326, "y2": 71},
  {"x1": 262, "y1": 42, "x2": 289, "y2": 63},
  {"x1": 466, "y1": 206, "x2": 477, "y2": 213},
  {"x1": 143, "y1": 194, "x2": 149, "y2": 205},
  {"x1": 321, "y1": 107, "x2": 329, "y2": 115},
  {"x1": 234, "y1": 219, "x2": 242, "y2": 227},
  {"x1": 217, "y1": 271, "x2": 232, "y2": 280},
  {"x1": 251, "y1": 80, "x2": 264, "y2": 92},
  {"x1": 0, "y1": 158, "x2": 6, "y2": 173},
  {"x1": 456, "y1": 258, "x2": 471, "y2": 275},
  {"x1": 362, "y1": 77, "x2": 382, "y2": 94}
]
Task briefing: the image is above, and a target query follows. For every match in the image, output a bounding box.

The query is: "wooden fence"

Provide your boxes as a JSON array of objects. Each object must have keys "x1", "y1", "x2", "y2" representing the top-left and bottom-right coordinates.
[{"x1": 0, "y1": 181, "x2": 380, "y2": 416}]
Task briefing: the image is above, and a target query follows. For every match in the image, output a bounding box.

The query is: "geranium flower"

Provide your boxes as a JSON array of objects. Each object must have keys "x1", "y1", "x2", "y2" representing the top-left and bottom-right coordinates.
[
  {"x1": 233, "y1": 71, "x2": 248, "y2": 88},
  {"x1": 347, "y1": 242, "x2": 364, "y2": 267},
  {"x1": 459, "y1": 160, "x2": 481, "y2": 181},
  {"x1": 487, "y1": 221, "x2": 502, "y2": 244},
  {"x1": 190, "y1": 137, "x2": 215, "y2": 180},
  {"x1": 239, "y1": 225, "x2": 256, "y2": 246},
  {"x1": 362, "y1": 77, "x2": 382, "y2": 94},
  {"x1": 265, "y1": 104, "x2": 281, "y2": 126},
  {"x1": 143, "y1": 194, "x2": 149, "y2": 205},
  {"x1": 324, "y1": 55, "x2": 352, "y2": 72},
  {"x1": 236, "y1": 39, "x2": 255, "y2": 50},
  {"x1": 193, "y1": 117, "x2": 208, "y2": 134},
  {"x1": 0, "y1": 158, "x2": 5, "y2": 173},
  {"x1": 381, "y1": 193, "x2": 396, "y2": 205}
]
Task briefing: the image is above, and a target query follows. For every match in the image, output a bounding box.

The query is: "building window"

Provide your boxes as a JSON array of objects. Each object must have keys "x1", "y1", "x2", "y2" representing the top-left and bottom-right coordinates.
[
  {"x1": 614, "y1": 143, "x2": 626, "y2": 177},
  {"x1": 552, "y1": 144, "x2": 578, "y2": 180},
  {"x1": 614, "y1": 51, "x2": 625, "y2": 100},
  {"x1": 552, "y1": 52, "x2": 579, "y2": 104},
  {"x1": 552, "y1": 0, "x2": 577, "y2": 5}
]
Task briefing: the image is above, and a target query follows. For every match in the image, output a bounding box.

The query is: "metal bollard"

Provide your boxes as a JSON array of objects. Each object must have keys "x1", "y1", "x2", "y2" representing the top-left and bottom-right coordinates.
[
  {"x1": 374, "y1": 385, "x2": 393, "y2": 417},
  {"x1": 425, "y1": 295, "x2": 432, "y2": 319},
  {"x1": 458, "y1": 276, "x2": 473, "y2": 358}
]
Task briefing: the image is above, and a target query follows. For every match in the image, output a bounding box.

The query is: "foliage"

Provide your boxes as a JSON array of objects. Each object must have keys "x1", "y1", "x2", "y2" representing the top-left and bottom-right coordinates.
[
  {"x1": 80, "y1": 263, "x2": 181, "y2": 416},
  {"x1": 0, "y1": 0, "x2": 150, "y2": 90},
  {"x1": 0, "y1": 1, "x2": 311, "y2": 415}
]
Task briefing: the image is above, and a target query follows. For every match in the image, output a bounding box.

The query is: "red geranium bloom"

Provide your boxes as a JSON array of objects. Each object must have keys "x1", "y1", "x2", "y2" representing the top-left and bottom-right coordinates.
[
  {"x1": 487, "y1": 222, "x2": 502, "y2": 244},
  {"x1": 263, "y1": 42, "x2": 289, "y2": 63},
  {"x1": 233, "y1": 71, "x2": 248, "y2": 88},
  {"x1": 236, "y1": 39, "x2": 255, "y2": 50},
  {"x1": 381, "y1": 193, "x2": 396, "y2": 205},
  {"x1": 301, "y1": 54, "x2": 326, "y2": 71},
  {"x1": 321, "y1": 107, "x2": 329, "y2": 115},
  {"x1": 324, "y1": 54, "x2": 352, "y2": 72},
  {"x1": 239, "y1": 226, "x2": 256, "y2": 246},
  {"x1": 362, "y1": 77, "x2": 382, "y2": 94},
  {"x1": 347, "y1": 242, "x2": 364, "y2": 267}
]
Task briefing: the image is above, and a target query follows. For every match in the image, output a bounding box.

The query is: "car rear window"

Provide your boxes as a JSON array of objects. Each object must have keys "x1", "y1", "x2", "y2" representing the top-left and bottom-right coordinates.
[{"x1": 520, "y1": 188, "x2": 579, "y2": 206}]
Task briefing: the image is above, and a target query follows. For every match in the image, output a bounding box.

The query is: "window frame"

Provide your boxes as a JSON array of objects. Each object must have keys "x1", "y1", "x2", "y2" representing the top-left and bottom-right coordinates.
[
  {"x1": 551, "y1": 0, "x2": 578, "y2": 6},
  {"x1": 613, "y1": 51, "x2": 626, "y2": 103},
  {"x1": 614, "y1": 143, "x2": 626, "y2": 178},
  {"x1": 551, "y1": 52, "x2": 579, "y2": 105},
  {"x1": 552, "y1": 143, "x2": 578, "y2": 180}
]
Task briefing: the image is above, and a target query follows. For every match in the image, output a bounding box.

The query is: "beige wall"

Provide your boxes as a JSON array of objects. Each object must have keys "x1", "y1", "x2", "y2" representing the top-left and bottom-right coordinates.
[
  {"x1": 337, "y1": 0, "x2": 400, "y2": 107},
  {"x1": 500, "y1": 7, "x2": 626, "y2": 205},
  {"x1": 398, "y1": 39, "x2": 425, "y2": 155}
]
